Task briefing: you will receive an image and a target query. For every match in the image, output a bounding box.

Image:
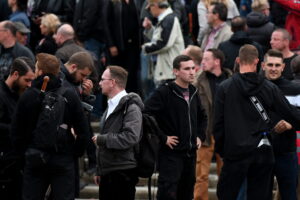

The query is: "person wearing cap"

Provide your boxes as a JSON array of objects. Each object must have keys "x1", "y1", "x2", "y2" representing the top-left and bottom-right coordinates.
[{"x1": 14, "y1": 21, "x2": 30, "y2": 46}]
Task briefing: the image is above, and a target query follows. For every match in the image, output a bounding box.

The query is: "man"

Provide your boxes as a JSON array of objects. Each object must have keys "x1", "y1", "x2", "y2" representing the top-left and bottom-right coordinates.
[
  {"x1": 54, "y1": 24, "x2": 86, "y2": 64},
  {"x1": 193, "y1": 49, "x2": 232, "y2": 200},
  {"x1": 270, "y1": 28, "x2": 297, "y2": 80},
  {"x1": 182, "y1": 45, "x2": 203, "y2": 72},
  {"x1": 201, "y1": 2, "x2": 232, "y2": 52},
  {"x1": 92, "y1": 65, "x2": 143, "y2": 200},
  {"x1": 262, "y1": 49, "x2": 300, "y2": 200},
  {"x1": 0, "y1": 57, "x2": 35, "y2": 200},
  {"x1": 142, "y1": 0, "x2": 184, "y2": 84},
  {"x1": 214, "y1": 44, "x2": 300, "y2": 200},
  {"x1": 10, "y1": 53, "x2": 90, "y2": 200},
  {"x1": 218, "y1": 16, "x2": 263, "y2": 71},
  {"x1": 144, "y1": 55, "x2": 207, "y2": 200},
  {"x1": 0, "y1": 20, "x2": 35, "y2": 80},
  {"x1": 14, "y1": 21, "x2": 30, "y2": 46}
]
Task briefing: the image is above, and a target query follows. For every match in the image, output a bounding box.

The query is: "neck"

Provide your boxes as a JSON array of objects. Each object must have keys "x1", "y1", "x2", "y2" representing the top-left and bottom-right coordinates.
[
  {"x1": 212, "y1": 67, "x2": 222, "y2": 77},
  {"x1": 239, "y1": 64, "x2": 257, "y2": 73},
  {"x1": 2, "y1": 38, "x2": 16, "y2": 48},
  {"x1": 175, "y1": 79, "x2": 189, "y2": 88},
  {"x1": 108, "y1": 88, "x2": 123, "y2": 99},
  {"x1": 282, "y1": 48, "x2": 294, "y2": 58},
  {"x1": 212, "y1": 20, "x2": 223, "y2": 29},
  {"x1": 5, "y1": 77, "x2": 13, "y2": 90},
  {"x1": 12, "y1": 5, "x2": 18, "y2": 12}
]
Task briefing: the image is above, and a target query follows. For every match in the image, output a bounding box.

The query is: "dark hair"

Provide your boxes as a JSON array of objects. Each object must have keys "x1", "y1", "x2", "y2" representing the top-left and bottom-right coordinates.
[
  {"x1": 239, "y1": 44, "x2": 258, "y2": 65},
  {"x1": 107, "y1": 66, "x2": 128, "y2": 89},
  {"x1": 291, "y1": 56, "x2": 300, "y2": 74},
  {"x1": 264, "y1": 49, "x2": 284, "y2": 62},
  {"x1": 67, "y1": 51, "x2": 94, "y2": 72},
  {"x1": 211, "y1": 2, "x2": 228, "y2": 22},
  {"x1": 10, "y1": 57, "x2": 34, "y2": 76},
  {"x1": 16, "y1": 0, "x2": 27, "y2": 12},
  {"x1": 36, "y1": 53, "x2": 60, "y2": 75},
  {"x1": 3, "y1": 21, "x2": 17, "y2": 36},
  {"x1": 207, "y1": 48, "x2": 225, "y2": 66},
  {"x1": 231, "y1": 16, "x2": 247, "y2": 32},
  {"x1": 173, "y1": 55, "x2": 192, "y2": 69}
]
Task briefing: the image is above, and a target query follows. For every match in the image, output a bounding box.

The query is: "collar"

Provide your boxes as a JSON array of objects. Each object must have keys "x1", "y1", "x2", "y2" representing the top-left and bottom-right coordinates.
[
  {"x1": 158, "y1": 7, "x2": 173, "y2": 22},
  {"x1": 212, "y1": 22, "x2": 226, "y2": 33},
  {"x1": 108, "y1": 90, "x2": 128, "y2": 107}
]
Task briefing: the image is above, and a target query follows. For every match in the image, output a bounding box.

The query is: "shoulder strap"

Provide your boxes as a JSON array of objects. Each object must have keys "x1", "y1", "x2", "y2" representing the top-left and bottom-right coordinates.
[{"x1": 249, "y1": 96, "x2": 270, "y2": 123}]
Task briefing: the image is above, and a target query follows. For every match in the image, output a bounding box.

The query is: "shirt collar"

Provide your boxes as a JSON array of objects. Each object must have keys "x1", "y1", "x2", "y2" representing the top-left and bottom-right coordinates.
[
  {"x1": 158, "y1": 7, "x2": 173, "y2": 22},
  {"x1": 108, "y1": 90, "x2": 128, "y2": 107}
]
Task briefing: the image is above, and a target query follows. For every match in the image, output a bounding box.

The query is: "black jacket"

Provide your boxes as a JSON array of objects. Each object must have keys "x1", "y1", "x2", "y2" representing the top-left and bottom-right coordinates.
[
  {"x1": 35, "y1": 35, "x2": 57, "y2": 55},
  {"x1": 72, "y1": 0, "x2": 107, "y2": 43},
  {"x1": 144, "y1": 81, "x2": 207, "y2": 152},
  {"x1": 246, "y1": 12, "x2": 275, "y2": 54},
  {"x1": 10, "y1": 74, "x2": 90, "y2": 156},
  {"x1": 218, "y1": 31, "x2": 263, "y2": 71},
  {"x1": 214, "y1": 73, "x2": 300, "y2": 160},
  {"x1": 270, "y1": 78, "x2": 300, "y2": 155},
  {"x1": 0, "y1": 81, "x2": 19, "y2": 154}
]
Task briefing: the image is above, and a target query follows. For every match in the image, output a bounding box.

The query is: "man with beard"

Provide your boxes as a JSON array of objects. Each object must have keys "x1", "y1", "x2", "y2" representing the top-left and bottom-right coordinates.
[{"x1": 0, "y1": 57, "x2": 35, "y2": 199}]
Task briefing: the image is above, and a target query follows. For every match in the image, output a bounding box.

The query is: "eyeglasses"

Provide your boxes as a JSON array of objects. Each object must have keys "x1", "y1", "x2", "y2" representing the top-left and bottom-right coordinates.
[
  {"x1": 266, "y1": 63, "x2": 282, "y2": 67},
  {"x1": 100, "y1": 78, "x2": 113, "y2": 82}
]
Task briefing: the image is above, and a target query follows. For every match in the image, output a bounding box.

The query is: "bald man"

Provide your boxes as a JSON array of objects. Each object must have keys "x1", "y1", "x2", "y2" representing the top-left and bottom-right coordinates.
[{"x1": 54, "y1": 24, "x2": 86, "y2": 63}]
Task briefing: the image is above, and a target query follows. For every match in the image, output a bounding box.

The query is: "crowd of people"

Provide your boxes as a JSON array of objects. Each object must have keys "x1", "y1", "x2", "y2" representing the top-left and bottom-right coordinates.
[{"x1": 1, "y1": 0, "x2": 300, "y2": 199}]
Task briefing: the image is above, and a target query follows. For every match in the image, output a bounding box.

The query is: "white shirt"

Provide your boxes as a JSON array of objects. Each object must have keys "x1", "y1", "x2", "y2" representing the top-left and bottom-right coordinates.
[{"x1": 105, "y1": 90, "x2": 127, "y2": 120}]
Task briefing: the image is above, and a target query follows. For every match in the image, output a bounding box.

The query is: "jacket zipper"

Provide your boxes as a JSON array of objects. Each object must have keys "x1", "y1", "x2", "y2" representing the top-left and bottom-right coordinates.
[{"x1": 172, "y1": 89, "x2": 198, "y2": 150}]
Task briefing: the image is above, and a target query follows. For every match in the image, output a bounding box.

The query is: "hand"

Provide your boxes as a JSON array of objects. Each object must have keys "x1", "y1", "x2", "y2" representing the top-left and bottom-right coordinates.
[
  {"x1": 196, "y1": 137, "x2": 202, "y2": 149},
  {"x1": 273, "y1": 120, "x2": 292, "y2": 134},
  {"x1": 82, "y1": 79, "x2": 93, "y2": 95},
  {"x1": 142, "y1": 17, "x2": 152, "y2": 30},
  {"x1": 92, "y1": 135, "x2": 98, "y2": 145},
  {"x1": 109, "y1": 46, "x2": 118, "y2": 57},
  {"x1": 94, "y1": 176, "x2": 100, "y2": 185},
  {"x1": 166, "y1": 136, "x2": 179, "y2": 149}
]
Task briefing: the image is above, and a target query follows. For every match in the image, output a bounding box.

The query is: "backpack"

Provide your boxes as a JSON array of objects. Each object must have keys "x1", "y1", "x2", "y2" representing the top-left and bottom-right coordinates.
[{"x1": 32, "y1": 87, "x2": 68, "y2": 152}]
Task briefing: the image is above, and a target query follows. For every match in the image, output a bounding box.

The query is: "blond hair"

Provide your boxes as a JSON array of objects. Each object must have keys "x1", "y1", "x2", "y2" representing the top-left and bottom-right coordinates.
[
  {"x1": 251, "y1": 0, "x2": 270, "y2": 12},
  {"x1": 41, "y1": 13, "x2": 61, "y2": 35}
]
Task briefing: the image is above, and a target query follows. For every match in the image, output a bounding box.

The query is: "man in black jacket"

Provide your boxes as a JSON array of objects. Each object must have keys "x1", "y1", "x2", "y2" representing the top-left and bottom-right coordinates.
[
  {"x1": 0, "y1": 57, "x2": 34, "y2": 200},
  {"x1": 10, "y1": 53, "x2": 90, "y2": 200},
  {"x1": 214, "y1": 44, "x2": 300, "y2": 200},
  {"x1": 144, "y1": 55, "x2": 207, "y2": 200},
  {"x1": 262, "y1": 49, "x2": 300, "y2": 200}
]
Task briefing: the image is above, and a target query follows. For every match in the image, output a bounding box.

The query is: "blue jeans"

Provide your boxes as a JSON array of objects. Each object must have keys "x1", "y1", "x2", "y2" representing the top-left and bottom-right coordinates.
[
  {"x1": 84, "y1": 38, "x2": 105, "y2": 60},
  {"x1": 140, "y1": 52, "x2": 155, "y2": 99},
  {"x1": 274, "y1": 152, "x2": 298, "y2": 200}
]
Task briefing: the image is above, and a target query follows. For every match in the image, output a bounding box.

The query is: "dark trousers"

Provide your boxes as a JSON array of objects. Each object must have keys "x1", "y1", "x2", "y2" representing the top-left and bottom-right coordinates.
[
  {"x1": 157, "y1": 150, "x2": 196, "y2": 200},
  {"x1": 217, "y1": 146, "x2": 274, "y2": 200},
  {"x1": 22, "y1": 154, "x2": 75, "y2": 200},
  {"x1": 99, "y1": 168, "x2": 138, "y2": 200},
  {"x1": 274, "y1": 152, "x2": 298, "y2": 200}
]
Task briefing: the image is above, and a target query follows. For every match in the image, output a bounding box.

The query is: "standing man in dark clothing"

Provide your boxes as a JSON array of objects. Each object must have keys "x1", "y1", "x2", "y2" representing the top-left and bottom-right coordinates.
[
  {"x1": 262, "y1": 49, "x2": 300, "y2": 200},
  {"x1": 214, "y1": 44, "x2": 300, "y2": 200},
  {"x1": 144, "y1": 55, "x2": 207, "y2": 200},
  {"x1": 10, "y1": 53, "x2": 90, "y2": 200},
  {"x1": 105, "y1": 0, "x2": 141, "y2": 93},
  {"x1": 0, "y1": 57, "x2": 35, "y2": 200}
]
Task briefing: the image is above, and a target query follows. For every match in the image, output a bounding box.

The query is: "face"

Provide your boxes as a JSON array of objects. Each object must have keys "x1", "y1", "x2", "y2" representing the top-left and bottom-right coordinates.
[
  {"x1": 16, "y1": 32, "x2": 28, "y2": 45},
  {"x1": 262, "y1": 56, "x2": 285, "y2": 80},
  {"x1": 201, "y1": 51, "x2": 218, "y2": 72},
  {"x1": 12, "y1": 71, "x2": 35, "y2": 95},
  {"x1": 147, "y1": 2, "x2": 160, "y2": 17},
  {"x1": 0, "y1": 23, "x2": 8, "y2": 43},
  {"x1": 40, "y1": 24, "x2": 48, "y2": 35},
  {"x1": 53, "y1": 32, "x2": 62, "y2": 46},
  {"x1": 71, "y1": 67, "x2": 91, "y2": 83},
  {"x1": 207, "y1": 5, "x2": 217, "y2": 25},
  {"x1": 7, "y1": 0, "x2": 15, "y2": 7},
  {"x1": 99, "y1": 69, "x2": 114, "y2": 96},
  {"x1": 270, "y1": 31, "x2": 286, "y2": 51},
  {"x1": 174, "y1": 60, "x2": 195, "y2": 85}
]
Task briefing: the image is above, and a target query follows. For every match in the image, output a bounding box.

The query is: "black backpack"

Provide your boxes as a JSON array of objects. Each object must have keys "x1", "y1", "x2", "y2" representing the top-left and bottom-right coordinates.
[{"x1": 32, "y1": 87, "x2": 68, "y2": 152}]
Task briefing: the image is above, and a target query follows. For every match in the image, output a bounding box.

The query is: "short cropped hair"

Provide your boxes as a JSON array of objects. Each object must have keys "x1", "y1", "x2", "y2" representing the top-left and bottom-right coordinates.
[
  {"x1": 173, "y1": 55, "x2": 192, "y2": 70},
  {"x1": 10, "y1": 57, "x2": 35, "y2": 76},
  {"x1": 207, "y1": 48, "x2": 225, "y2": 66},
  {"x1": 185, "y1": 45, "x2": 203, "y2": 65},
  {"x1": 36, "y1": 53, "x2": 60, "y2": 75},
  {"x1": 251, "y1": 0, "x2": 270, "y2": 12},
  {"x1": 3, "y1": 21, "x2": 17, "y2": 36},
  {"x1": 66, "y1": 51, "x2": 94, "y2": 72},
  {"x1": 231, "y1": 16, "x2": 247, "y2": 32},
  {"x1": 107, "y1": 66, "x2": 128, "y2": 89},
  {"x1": 211, "y1": 2, "x2": 228, "y2": 22},
  {"x1": 264, "y1": 49, "x2": 284, "y2": 62},
  {"x1": 291, "y1": 56, "x2": 300, "y2": 74},
  {"x1": 239, "y1": 44, "x2": 258, "y2": 65},
  {"x1": 274, "y1": 28, "x2": 292, "y2": 41}
]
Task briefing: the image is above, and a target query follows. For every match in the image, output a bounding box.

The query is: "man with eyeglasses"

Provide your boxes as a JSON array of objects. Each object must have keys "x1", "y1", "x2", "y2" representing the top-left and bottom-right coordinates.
[
  {"x1": 0, "y1": 20, "x2": 34, "y2": 80},
  {"x1": 262, "y1": 49, "x2": 300, "y2": 200}
]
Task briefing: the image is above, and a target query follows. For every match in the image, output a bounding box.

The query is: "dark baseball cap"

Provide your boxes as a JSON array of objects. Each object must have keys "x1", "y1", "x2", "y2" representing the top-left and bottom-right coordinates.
[{"x1": 13, "y1": 22, "x2": 30, "y2": 34}]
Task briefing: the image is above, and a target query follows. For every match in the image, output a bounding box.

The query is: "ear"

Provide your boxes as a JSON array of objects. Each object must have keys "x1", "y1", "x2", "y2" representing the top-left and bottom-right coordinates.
[
  {"x1": 173, "y1": 68, "x2": 178, "y2": 76},
  {"x1": 236, "y1": 57, "x2": 240, "y2": 65},
  {"x1": 12, "y1": 71, "x2": 19, "y2": 78},
  {"x1": 281, "y1": 63, "x2": 285, "y2": 70},
  {"x1": 70, "y1": 64, "x2": 77, "y2": 73},
  {"x1": 261, "y1": 62, "x2": 266, "y2": 71}
]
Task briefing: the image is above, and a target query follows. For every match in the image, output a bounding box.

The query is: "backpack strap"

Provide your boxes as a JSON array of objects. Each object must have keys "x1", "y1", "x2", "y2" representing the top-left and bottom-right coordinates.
[{"x1": 249, "y1": 96, "x2": 270, "y2": 123}]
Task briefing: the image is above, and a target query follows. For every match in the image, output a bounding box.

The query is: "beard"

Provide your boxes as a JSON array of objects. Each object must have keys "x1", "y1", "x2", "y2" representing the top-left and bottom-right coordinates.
[{"x1": 12, "y1": 79, "x2": 25, "y2": 95}]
